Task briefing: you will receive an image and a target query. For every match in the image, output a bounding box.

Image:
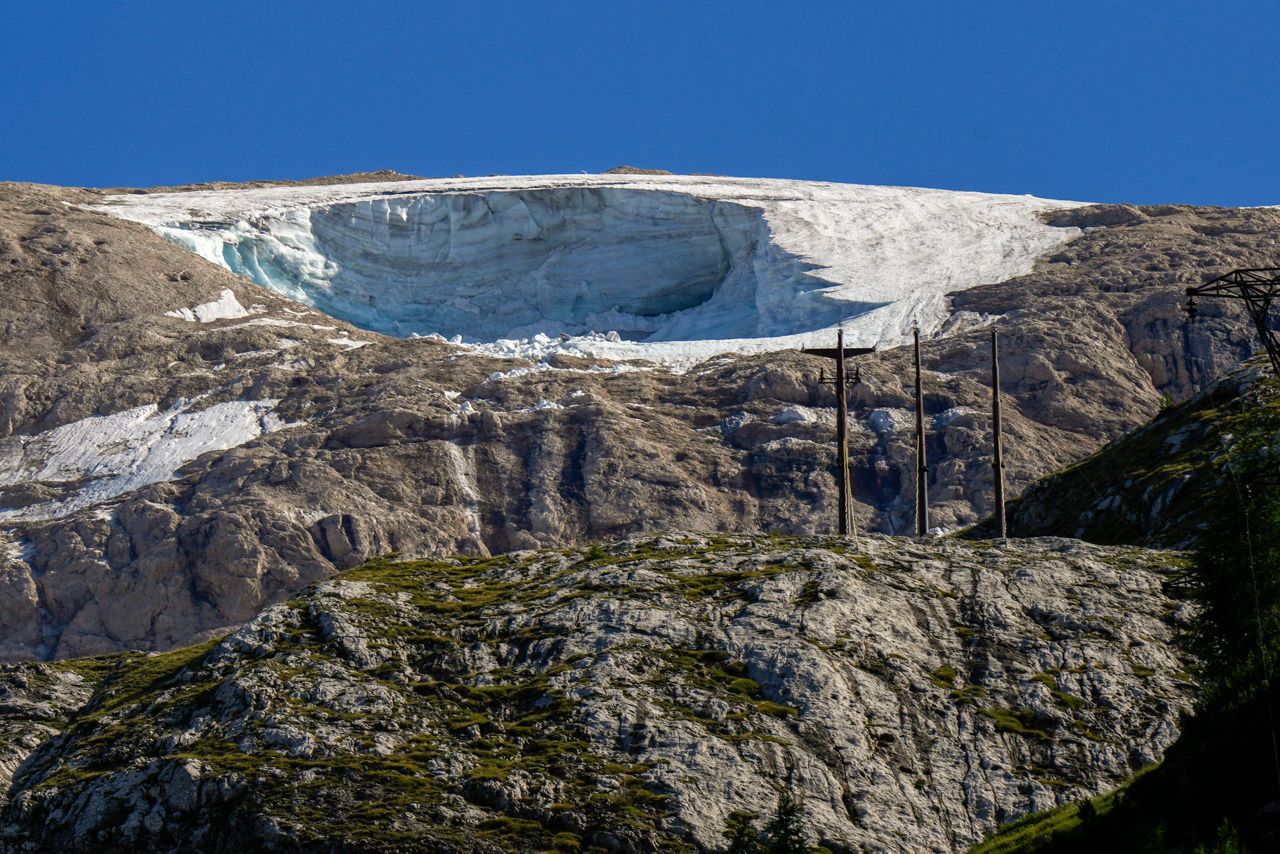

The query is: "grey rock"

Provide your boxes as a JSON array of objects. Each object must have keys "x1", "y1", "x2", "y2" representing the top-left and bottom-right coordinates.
[
  {"x1": 0, "y1": 182, "x2": 1272, "y2": 663},
  {"x1": 0, "y1": 535, "x2": 1195, "y2": 852}
]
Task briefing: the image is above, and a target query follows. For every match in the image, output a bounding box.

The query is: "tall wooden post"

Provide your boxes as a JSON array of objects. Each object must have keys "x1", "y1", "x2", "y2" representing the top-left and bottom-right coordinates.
[
  {"x1": 914, "y1": 328, "x2": 929, "y2": 537},
  {"x1": 991, "y1": 328, "x2": 1007, "y2": 539},
  {"x1": 834, "y1": 329, "x2": 853, "y2": 537},
  {"x1": 800, "y1": 336, "x2": 874, "y2": 538}
]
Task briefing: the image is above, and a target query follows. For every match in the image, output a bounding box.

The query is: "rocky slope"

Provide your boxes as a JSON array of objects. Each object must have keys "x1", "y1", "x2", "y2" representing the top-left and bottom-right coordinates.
[
  {"x1": 0, "y1": 535, "x2": 1194, "y2": 852},
  {"x1": 0, "y1": 176, "x2": 1275, "y2": 660},
  {"x1": 984, "y1": 361, "x2": 1280, "y2": 549}
]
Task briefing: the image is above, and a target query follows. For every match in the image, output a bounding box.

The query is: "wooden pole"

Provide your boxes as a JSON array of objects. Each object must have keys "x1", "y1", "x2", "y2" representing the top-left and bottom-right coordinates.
[
  {"x1": 834, "y1": 329, "x2": 854, "y2": 538},
  {"x1": 801, "y1": 336, "x2": 873, "y2": 539},
  {"x1": 992, "y1": 327, "x2": 1007, "y2": 539},
  {"x1": 914, "y1": 328, "x2": 929, "y2": 537}
]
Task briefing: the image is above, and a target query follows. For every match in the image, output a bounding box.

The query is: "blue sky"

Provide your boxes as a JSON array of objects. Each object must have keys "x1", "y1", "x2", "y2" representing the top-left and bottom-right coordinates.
[{"x1": 2, "y1": 1, "x2": 1277, "y2": 205}]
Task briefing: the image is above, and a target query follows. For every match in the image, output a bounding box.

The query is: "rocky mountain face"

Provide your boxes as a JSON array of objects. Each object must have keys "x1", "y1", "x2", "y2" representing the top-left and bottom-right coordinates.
[
  {"x1": 0, "y1": 535, "x2": 1194, "y2": 852},
  {"x1": 984, "y1": 362, "x2": 1280, "y2": 549},
  {"x1": 0, "y1": 177, "x2": 1275, "y2": 661}
]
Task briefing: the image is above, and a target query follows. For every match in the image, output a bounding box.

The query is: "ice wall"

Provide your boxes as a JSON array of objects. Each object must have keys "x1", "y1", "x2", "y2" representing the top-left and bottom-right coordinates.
[{"x1": 157, "y1": 189, "x2": 852, "y2": 343}]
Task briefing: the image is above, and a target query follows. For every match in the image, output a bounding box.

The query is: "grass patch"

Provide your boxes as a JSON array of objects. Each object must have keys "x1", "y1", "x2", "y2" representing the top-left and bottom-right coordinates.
[
  {"x1": 978, "y1": 707, "x2": 1057, "y2": 740},
  {"x1": 1030, "y1": 672, "x2": 1086, "y2": 712},
  {"x1": 970, "y1": 766, "x2": 1155, "y2": 852},
  {"x1": 930, "y1": 665, "x2": 958, "y2": 688}
]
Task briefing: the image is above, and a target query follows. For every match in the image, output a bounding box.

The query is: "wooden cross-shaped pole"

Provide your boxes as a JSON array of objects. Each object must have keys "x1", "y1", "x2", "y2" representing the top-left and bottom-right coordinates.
[
  {"x1": 914, "y1": 328, "x2": 928, "y2": 537},
  {"x1": 802, "y1": 329, "x2": 875, "y2": 538}
]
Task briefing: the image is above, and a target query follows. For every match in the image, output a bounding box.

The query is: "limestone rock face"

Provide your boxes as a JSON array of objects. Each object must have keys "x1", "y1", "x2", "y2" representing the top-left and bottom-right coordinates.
[
  {"x1": 0, "y1": 535, "x2": 1194, "y2": 852},
  {"x1": 0, "y1": 180, "x2": 1275, "y2": 660},
  {"x1": 0, "y1": 664, "x2": 94, "y2": 808}
]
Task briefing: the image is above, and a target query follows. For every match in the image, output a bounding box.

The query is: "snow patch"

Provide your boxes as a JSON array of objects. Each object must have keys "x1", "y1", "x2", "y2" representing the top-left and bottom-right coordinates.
[
  {"x1": 327, "y1": 336, "x2": 369, "y2": 350},
  {"x1": 1, "y1": 536, "x2": 23, "y2": 563},
  {"x1": 933, "y1": 407, "x2": 980, "y2": 428},
  {"x1": 165, "y1": 288, "x2": 251, "y2": 322},
  {"x1": 220, "y1": 318, "x2": 338, "y2": 331},
  {"x1": 867, "y1": 408, "x2": 907, "y2": 434},
  {"x1": 772, "y1": 405, "x2": 834, "y2": 425},
  {"x1": 0, "y1": 398, "x2": 299, "y2": 521}
]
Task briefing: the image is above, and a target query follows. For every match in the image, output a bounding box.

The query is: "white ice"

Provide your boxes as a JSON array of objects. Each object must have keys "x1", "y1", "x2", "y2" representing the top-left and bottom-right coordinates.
[
  {"x1": 95, "y1": 174, "x2": 1088, "y2": 364},
  {"x1": 327, "y1": 336, "x2": 369, "y2": 350},
  {"x1": 164, "y1": 288, "x2": 251, "y2": 322},
  {"x1": 0, "y1": 398, "x2": 295, "y2": 521}
]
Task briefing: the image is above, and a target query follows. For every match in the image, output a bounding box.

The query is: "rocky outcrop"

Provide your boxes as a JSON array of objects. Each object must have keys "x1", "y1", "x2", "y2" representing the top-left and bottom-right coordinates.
[
  {"x1": 983, "y1": 362, "x2": 1279, "y2": 549},
  {"x1": 0, "y1": 664, "x2": 94, "y2": 808},
  {"x1": 0, "y1": 179, "x2": 1276, "y2": 660},
  {"x1": 0, "y1": 535, "x2": 1194, "y2": 852}
]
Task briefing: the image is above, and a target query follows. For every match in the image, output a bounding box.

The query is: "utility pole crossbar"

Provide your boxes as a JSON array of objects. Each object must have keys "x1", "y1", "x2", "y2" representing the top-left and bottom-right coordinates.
[
  {"x1": 801, "y1": 331, "x2": 875, "y2": 538},
  {"x1": 1185, "y1": 267, "x2": 1280, "y2": 375}
]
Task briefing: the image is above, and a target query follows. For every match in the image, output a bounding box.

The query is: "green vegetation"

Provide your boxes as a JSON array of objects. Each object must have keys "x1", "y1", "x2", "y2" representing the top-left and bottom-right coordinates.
[
  {"x1": 667, "y1": 562, "x2": 791, "y2": 601},
  {"x1": 24, "y1": 545, "x2": 757, "y2": 850},
  {"x1": 27, "y1": 537, "x2": 903, "y2": 850},
  {"x1": 975, "y1": 369, "x2": 1280, "y2": 547},
  {"x1": 1029, "y1": 672, "x2": 1085, "y2": 712},
  {"x1": 970, "y1": 767, "x2": 1152, "y2": 854},
  {"x1": 930, "y1": 664, "x2": 958, "y2": 688},
  {"x1": 722, "y1": 791, "x2": 834, "y2": 854},
  {"x1": 977, "y1": 707, "x2": 1055, "y2": 741}
]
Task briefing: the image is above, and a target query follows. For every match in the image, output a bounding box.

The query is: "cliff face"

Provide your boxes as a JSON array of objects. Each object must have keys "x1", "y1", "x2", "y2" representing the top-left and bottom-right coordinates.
[
  {"x1": 0, "y1": 177, "x2": 1275, "y2": 661},
  {"x1": 0, "y1": 535, "x2": 1193, "y2": 852}
]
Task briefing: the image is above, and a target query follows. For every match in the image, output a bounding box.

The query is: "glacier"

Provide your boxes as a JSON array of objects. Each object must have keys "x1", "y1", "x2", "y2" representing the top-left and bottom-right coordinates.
[{"x1": 95, "y1": 174, "x2": 1088, "y2": 364}]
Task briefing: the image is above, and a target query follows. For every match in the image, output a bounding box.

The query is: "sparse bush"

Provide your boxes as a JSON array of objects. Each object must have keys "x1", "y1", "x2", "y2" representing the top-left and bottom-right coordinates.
[
  {"x1": 1193, "y1": 819, "x2": 1244, "y2": 854},
  {"x1": 722, "y1": 791, "x2": 820, "y2": 854},
  {"x1": 762, "y1": 791, "x2": 809, "y2": 854},
  {"x1": 723, "y1": 810, "x2": 763, "y2": 853}
]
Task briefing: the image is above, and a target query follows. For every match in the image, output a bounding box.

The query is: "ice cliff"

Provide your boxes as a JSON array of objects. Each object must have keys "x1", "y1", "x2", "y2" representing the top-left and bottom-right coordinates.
[{"x1": 95, "y1": 174, "x2": 1086, "y2": 363}]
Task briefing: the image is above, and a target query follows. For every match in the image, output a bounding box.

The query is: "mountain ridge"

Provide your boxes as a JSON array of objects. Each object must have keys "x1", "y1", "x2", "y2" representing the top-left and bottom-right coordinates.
[{"x1": 0, "y1": 174, "x2": 1275, "y2": 661}]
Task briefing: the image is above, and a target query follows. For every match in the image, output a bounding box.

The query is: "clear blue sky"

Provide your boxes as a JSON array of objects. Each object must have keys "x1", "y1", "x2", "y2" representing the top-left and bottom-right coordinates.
[{"x1": 2, "y1": 0, "x2": 1277, "y2": 205}]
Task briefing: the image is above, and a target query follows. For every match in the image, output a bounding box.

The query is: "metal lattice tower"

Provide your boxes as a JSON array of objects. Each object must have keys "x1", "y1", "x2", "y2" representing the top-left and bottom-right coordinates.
[{"x1": 1185, "y1": 268, "x2": 1280, "y2": 375}]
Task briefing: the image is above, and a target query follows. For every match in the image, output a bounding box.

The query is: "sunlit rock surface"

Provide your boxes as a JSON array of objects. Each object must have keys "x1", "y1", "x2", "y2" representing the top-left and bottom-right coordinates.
[
  {"x1": 0, "y1": 535, "x2": 1195, "y2": 852},
  {"x1": 1, "y1": 176, "x2": 1274, "y2": 663}
]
